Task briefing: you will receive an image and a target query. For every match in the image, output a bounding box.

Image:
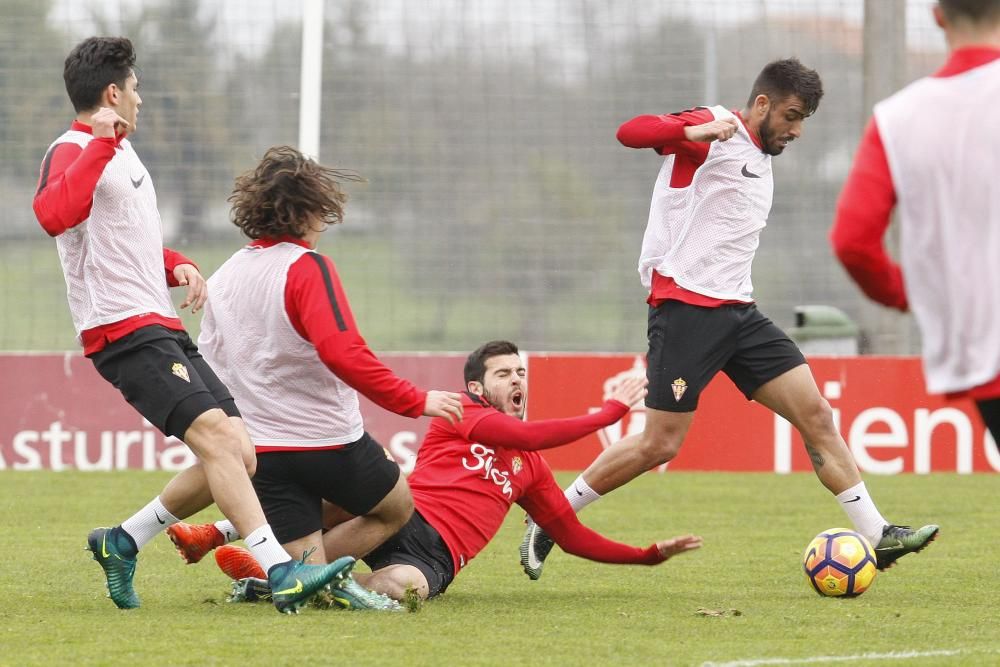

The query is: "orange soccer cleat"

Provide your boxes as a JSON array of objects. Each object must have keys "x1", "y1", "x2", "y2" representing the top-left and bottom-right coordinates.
[
  {"x1": 166, "y1": 522, "x2": 226, "y2": 564},
  {"x1": 215, "y1": 544, "x2": 266, "y2": 580}
]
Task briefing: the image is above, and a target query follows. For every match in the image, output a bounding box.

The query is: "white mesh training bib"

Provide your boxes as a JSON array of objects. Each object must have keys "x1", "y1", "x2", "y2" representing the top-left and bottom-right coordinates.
[
  {"x1": 200, "y1": 242, "x2": 365, "y2": 448},
  {"x1": 638, "y1": 105, "x2": 773, "y2": 301},
  {"x1": 46, "y1": 131, "x2": 176, "y2": 340}
]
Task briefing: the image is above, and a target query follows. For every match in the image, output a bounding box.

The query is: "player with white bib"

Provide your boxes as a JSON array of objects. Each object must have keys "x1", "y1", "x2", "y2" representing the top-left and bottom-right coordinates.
[
  {"x1": 832, "y1": 0, "x2": 1000, "y2": 448},
  {"x1": 521, "y1": 59, "x2": 939, "y2": 579},
  {"x1": 34, "y1": 37, "x2": 353, "y2": 614},
  {"x1": 170, "y1": 145, "x2": 464, "y2": 609}
]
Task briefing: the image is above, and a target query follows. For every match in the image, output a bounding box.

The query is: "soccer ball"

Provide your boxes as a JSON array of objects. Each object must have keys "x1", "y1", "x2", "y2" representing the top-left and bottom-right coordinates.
[{"x1": 802, "y1": 528, "x2": 877, "y2": 597}]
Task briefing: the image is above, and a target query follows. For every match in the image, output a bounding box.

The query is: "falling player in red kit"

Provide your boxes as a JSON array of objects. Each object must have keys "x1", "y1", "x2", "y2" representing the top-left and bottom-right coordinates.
[
  {"x1": 169, "y1": 340, "x2": 702, "y2": 603},
  {"x1": 831, "y1": 0, "x2": 1000, "y2": 448}
]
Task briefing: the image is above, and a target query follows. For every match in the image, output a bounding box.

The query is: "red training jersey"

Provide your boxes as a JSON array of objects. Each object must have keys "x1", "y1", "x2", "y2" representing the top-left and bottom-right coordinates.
[{"x1": 409, "y1": 392, "x2": 664, "y2": 574}]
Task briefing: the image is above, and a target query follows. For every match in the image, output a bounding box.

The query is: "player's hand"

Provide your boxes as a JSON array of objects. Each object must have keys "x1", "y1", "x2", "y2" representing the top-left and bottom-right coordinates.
[
  {"x1": 684, "y1": 118, "x2": 737, "y2": 143},
  {"x1": 91, "y1": 106, "x2": 130, "y2": 138},
  {"x1": 173, "y1": 264, "x2": 207, "y2": 314},
  {"x1": 424, "y1": 390, "x2": 464, "y2": 424},
  {"x1": 655, "y1": 534, "x2": 703, "y2": 560},
  {"x1": 609, "y1": 375, "x2": 648, "y2": 408}
]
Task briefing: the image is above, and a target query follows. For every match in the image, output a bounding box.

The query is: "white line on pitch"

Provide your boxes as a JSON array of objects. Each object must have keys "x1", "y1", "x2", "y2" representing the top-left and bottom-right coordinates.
[{"x1": 701, "y1": 648, "x2": 977, "y2": 667}]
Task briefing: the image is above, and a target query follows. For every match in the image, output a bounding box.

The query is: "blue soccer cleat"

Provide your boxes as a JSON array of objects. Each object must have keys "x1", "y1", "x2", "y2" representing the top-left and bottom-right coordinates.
[
  {"x1": 86, "y1": 526, "x2": 140, "y2": 609},
  {"x1": 268, "y1": 554, "x2": 356, "y2": 614}
]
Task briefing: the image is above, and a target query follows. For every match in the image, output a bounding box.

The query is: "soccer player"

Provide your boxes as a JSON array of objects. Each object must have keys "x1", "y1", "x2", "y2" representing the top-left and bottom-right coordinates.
[
  {"x1": 169, "y1": 340, "x2": 703, "y2": 603},
  {"x1": 831, "y1": 0, "x2": 1000, "y2": 447},
  {"x1": 168, "y1": 145, "x2": 464, "y2": 608},
  {"x1": 33, "y1": 36, "x2": 353, "y2": 613},
  {"x1": 519, "y1": 59, "x2": 939, "y2": 580}
]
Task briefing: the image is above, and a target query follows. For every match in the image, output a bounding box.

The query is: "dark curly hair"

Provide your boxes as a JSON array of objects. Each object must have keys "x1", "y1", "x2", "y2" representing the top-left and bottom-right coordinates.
[
  {"x1": 228, "y1": 145, "x2": 363, "y2": 240},
  {"x1": 63, "y1": 36, "x2": 136, "y2": 113},
  {"x1": 746, "y1": 58, "x2": 823, "y2": 117}
]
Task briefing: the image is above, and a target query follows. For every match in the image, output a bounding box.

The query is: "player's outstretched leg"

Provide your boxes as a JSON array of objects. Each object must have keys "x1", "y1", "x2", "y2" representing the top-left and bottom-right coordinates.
[
  {"x1": 874, "y1": 524, "x2": 939, "y2": 570},
  {"x1": 268, "y1": 554, "x2": 356, "y2": 614},
  {"x1": 330, "y1": 572, "x2": 404, "y2": 611},
  {"x1": 215, "y1": 544, "x2": 267, "y2": 580},
  {"x1": 520, "y1": 516, "x2": 555, "y2": 580},
  {"x1": 167, "y1": 522, "x2": 225, "y2": 564},
  {"x1": 86, "y1": 527, "x2": 140, "y2": 609}
]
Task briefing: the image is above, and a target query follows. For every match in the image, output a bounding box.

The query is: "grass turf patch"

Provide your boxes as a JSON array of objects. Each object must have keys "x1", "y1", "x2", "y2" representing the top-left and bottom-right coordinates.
[{"x1": 0, "y1": 471, "x2": 996, "y2": 666}]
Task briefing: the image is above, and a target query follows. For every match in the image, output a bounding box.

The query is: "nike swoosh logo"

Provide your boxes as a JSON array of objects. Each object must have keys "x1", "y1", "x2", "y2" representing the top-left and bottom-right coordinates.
[
  {"x1": 573, "y1": 484, "x2": 584, "y2": 497},
  {"x1": 876, "y1": 539, "x2": 904, "y2": 551},
  {"x1": 524, "y1": 529, "x2": 543, "y2": 570},
  {"x1": 250, "y1": 536, "x2": 268, "y2": 547},
  {"x1": 274, "y1": 579, "x2": 303, "y2": 596},
  {"x1": 131, "y1": 174, "x2": 145, "y2": 189},
  {"x1": 101, "y1": 534, "x2": 111, "y2": 558},
  {"x1": 741, "y1": 164, "x2": 761, "y2": 178},
  {"x1": 154, "y1": 510, "x2": 166, "y2": 525},
  {"x1": 843, "y1": 495, "x2": 862, "y2": 503}
]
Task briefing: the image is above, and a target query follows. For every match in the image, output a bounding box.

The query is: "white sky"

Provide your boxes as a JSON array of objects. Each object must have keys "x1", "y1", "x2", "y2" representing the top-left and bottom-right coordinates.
[{"x1": 49, "y1": 0, "x2": 946, "y2": 57}]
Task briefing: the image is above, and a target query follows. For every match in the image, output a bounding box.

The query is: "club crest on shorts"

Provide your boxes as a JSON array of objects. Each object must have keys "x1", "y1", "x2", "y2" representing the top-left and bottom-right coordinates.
[
  {"x1": 671, "y1": 377, "x2": 687, "y2": 402},
  {"x1": 171, "y1": 362, "x2": 190, "y2": 382},
  {"x1": 510, "y1": 456, "x2": 523, "y2": 475}
]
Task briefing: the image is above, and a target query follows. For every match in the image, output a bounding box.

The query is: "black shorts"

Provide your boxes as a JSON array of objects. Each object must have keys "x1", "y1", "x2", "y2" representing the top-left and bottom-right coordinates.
[
  {"x1": 90, "y1": 325, "x2": 240, "y2": 439},
  {"x1": 646, "y1": 300, "x2": 806, "y2": 412},
  {"x1": 363, "y1": 510, "x2": 455, "y2": 599},
  {"x1": 252, "y1": 433, "x2": 401, "y2": 545}
]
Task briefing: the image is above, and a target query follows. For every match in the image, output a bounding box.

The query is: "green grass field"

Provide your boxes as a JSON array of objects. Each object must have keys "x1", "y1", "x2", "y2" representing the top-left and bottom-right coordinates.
[{"x1": 1, "y1": 471, "x2": 997, "y2": 666}]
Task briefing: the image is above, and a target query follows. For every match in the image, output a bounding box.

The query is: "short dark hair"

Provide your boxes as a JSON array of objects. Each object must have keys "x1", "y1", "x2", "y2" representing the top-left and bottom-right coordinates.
[
  {"x1": 939, "y1": 0, "x2": 1000, "y2": 23},
  {"x1": 228, "y1": 145, "x2": 363, "y2": 240},
  {"x1": 464, "y1": 340, "x2": 520, "y2": 384},
  {"x1": 63, "y1": 37, "x2": 136, "y2": 113},
  {"x1": 746, "y1": 58, "x2": 823, "y2": 116}
]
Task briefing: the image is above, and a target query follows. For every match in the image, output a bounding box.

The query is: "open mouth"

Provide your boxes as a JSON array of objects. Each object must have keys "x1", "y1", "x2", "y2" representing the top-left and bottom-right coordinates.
[{"x1": 511, "y1": 391, "x2": 524, "y2": 410}]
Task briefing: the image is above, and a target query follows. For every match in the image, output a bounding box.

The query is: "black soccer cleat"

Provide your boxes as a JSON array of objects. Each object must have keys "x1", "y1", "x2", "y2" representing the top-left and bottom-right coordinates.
[
  {"x1": 520, "y1": 517, "x2": 555, "y2": 580},
  {"x1": 874, "y1": 524, "x2": 939, "y2": 571}
]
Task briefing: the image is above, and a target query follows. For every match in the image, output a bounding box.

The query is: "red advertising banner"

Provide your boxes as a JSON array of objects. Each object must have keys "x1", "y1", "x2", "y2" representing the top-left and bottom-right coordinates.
[
  {"x1": 525, "y1": 354, "x2": 1000, "y2": 474},
  {"x1": 2, "y1": 353, "x2": 997, "y2": 473}
]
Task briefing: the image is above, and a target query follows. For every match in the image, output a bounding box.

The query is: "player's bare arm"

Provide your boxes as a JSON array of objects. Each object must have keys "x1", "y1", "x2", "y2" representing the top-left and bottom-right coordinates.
[
  {"x1": 683, "y1": 117, "x2": 738, "y2": 143},
  {"x1": 173, "y1": 264, "x2": 207, "y2": 314},
  {"x1": 424, "y1": 390, "x2": 464, "y2": 424},
  {"x1": 90, "y1": 106, "x2": 130, "y2": 138}
]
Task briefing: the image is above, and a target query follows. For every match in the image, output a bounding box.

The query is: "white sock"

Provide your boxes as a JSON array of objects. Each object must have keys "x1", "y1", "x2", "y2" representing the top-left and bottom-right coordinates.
[
  {"x1": 564, "y1": 475, "x2": 602, "y2": 513},
  {"x1": 214, "y1": 519, "x2": 239, "y2": 543},
  {"x1": 120, "y1": 496, "x2": 179, "y2": 550},
  {"x1": 835, "y1": 482, "x2": 887, "y2": 545},
  {"x1": 244, "y1": 525, "x2": 291, "y2": 574}
]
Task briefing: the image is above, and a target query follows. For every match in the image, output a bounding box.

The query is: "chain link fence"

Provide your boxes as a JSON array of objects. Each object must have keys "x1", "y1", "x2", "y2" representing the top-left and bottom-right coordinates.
[{"x1": 2, "y1": 0, "x2": 944, "y2": 352}]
